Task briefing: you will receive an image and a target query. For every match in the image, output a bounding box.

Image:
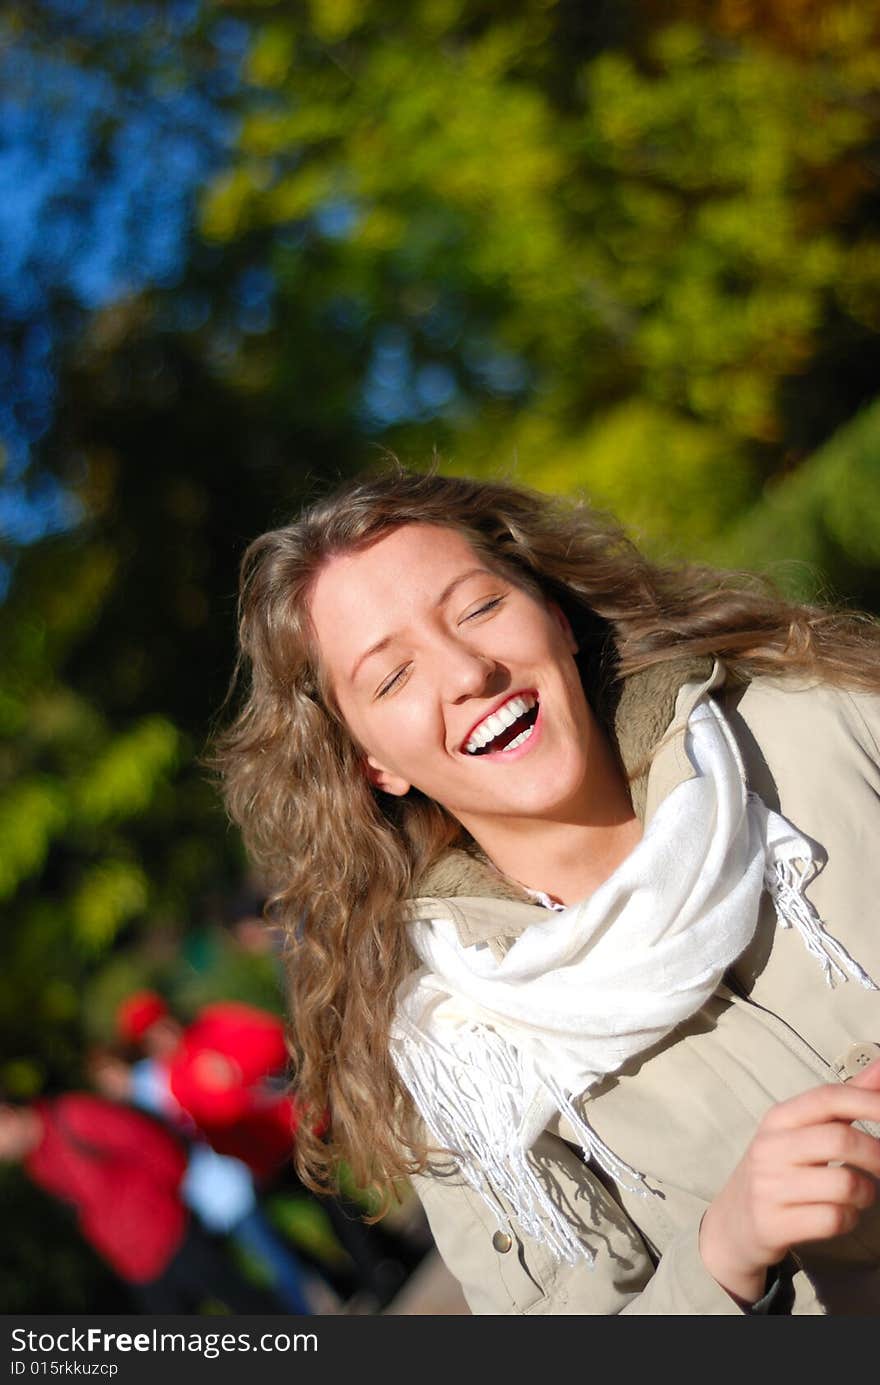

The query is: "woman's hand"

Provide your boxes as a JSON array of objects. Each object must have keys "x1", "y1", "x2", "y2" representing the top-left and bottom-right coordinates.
[{"x1": 699, "y1": 1058, "x2": 880, "y2": 1305}]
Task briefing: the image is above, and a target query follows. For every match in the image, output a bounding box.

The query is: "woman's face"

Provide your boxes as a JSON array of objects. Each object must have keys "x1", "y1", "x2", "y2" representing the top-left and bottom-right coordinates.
[{"x1": 308, "y1": 522, "x2": 606, "y2": 840}]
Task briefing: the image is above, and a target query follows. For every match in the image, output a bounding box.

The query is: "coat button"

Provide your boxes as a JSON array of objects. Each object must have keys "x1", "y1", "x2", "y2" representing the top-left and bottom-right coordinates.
[
  {"x1": 492, "y1": 1230, "x2": 513, "y2": 1253},
  {"x1": 838, "y1": 1042, "x2": 880, "y2": 1079}
]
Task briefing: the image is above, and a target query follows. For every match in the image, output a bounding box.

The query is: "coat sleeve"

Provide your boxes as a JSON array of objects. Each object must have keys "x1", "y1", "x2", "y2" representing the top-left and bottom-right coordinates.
[
  {"x1": 411, "y1": 1129, "x2": 753, "y2": 1315},
  {"x1": 61, "y1": 1094, "x2": 187, "y2": 1191}
]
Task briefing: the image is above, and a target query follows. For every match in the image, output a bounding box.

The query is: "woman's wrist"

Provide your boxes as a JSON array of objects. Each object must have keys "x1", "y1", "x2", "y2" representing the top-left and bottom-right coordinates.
[{"x1": 698, "y1": 1208, "x2": 768, "y2": 1307}]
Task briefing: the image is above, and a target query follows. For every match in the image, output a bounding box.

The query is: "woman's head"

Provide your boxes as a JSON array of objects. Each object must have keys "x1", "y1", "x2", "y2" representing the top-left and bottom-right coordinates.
[
  {"x1": 224, "y1": 467, "x2": 630, "y2": 887},
  {"x1": 308, "y1": 520, "x2": 616, "y2": 856}
]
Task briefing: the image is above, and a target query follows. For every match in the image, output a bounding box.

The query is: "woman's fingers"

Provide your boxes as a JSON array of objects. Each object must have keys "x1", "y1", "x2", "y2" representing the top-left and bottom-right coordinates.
[
  {"x1": 760, "y1": 1082, "x2": 880, "y2": 1135},
  {"x1": 847, "y1": 1057, "x2": 880, "y2": 1091},
  {"x1": 772, "y1": 1202, "x2": 862, "y2": 1247},
  {"x1": 774, "y1": 1164, "x2": 877, "y2": 1210},
  {"x1": 772, "y1": 1122, "x2": 880, "y2": 1178},
  {"x1": 700, "y1": 1072, "x2": 880, "y2": 1301}
]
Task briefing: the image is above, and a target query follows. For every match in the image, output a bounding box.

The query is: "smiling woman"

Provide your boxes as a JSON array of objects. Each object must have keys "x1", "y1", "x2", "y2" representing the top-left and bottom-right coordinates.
[{"x1": 212, "y1": 464, "x2": 880, "y2": 1316}]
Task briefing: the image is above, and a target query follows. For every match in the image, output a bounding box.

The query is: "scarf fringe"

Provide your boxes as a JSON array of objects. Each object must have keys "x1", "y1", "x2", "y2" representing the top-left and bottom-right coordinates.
[
  {"x1": 393, "y1": 1017, "x2": 599, "y2": 1265},
  {"x1": 765, "y1": 858, "x2": 878, "y2": 991},
  {"x1": 542, "y1": 1075, "x2": 646, "y2": 1201}
]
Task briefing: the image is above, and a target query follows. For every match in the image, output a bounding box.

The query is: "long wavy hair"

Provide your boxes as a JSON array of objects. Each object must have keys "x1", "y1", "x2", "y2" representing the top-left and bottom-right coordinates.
[{"x1": 210, "y1": 464, "x2": 880, "y2": 1206}]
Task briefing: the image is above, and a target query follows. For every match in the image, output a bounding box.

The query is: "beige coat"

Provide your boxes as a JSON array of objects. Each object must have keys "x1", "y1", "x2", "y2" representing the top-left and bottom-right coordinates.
[{"x1": 406, "y1": 660, "x2": 880, "y2": 1314}]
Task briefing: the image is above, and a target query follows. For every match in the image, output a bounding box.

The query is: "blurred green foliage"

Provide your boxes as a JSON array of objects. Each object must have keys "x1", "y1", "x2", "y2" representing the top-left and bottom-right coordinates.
[
  {"x1": 2, "y1": 0, "x2": 880, "y2": 1309},
  {"x1": 716, "y1": 395, "x2": 880, "y2": 603},
  {"x1": 200, "y1": 0, "x2": 880, "y2": 552}
]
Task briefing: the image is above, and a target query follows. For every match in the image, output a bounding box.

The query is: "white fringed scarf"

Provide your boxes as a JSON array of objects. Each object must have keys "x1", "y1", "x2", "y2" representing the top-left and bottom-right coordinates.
[{"x1": 390, "y1": 694, "x2": 877, "y2": 1265}]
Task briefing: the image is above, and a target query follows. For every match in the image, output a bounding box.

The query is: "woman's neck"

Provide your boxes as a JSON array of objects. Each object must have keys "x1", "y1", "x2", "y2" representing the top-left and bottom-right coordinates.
[{"x1": 484, "y1": 811, "x2": 643, "y2": 907}]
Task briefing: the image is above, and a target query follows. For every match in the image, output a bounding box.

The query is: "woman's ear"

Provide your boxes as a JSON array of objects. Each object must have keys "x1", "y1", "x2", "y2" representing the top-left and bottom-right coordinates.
[
  {"x1": 548, "y1": 601, "x2": 578, "y2": 655},
  {"x1": 364, "y1": 755, "x2": 411, "y2": 797}
]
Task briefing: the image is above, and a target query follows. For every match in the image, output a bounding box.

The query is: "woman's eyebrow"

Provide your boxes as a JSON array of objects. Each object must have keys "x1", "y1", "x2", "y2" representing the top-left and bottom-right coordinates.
[{"x1": 348, "y1": 566, "x2": 495, "y2": 684}]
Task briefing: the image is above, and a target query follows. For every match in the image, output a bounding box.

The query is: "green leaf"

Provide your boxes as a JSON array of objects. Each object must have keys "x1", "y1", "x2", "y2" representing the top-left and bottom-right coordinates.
[
  {"x1": 73, "y1": 717, "x2": 179, "y2": 825},
  {"x1": 0, "y1": 779, "x2": 68, "y2": 900},
  {"x1": 71, "y1": 860, "x2": 150, "y2": 950}
]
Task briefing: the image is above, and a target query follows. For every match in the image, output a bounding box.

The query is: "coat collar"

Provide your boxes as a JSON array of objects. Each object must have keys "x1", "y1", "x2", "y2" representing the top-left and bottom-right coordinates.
[{"x1": 409, "y1": 655, "x2": 726, "y2": 944}]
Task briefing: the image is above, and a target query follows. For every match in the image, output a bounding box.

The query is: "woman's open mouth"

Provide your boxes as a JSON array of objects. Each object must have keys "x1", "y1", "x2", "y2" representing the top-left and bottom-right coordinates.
[{"x1": 462, "y1": 692, "x2": 540, "y2": 756}]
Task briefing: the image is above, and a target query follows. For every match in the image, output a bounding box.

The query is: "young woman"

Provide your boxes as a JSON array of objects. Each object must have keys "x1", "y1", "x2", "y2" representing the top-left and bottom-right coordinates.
[{"x1": 213, "y1": 467, "x2": 880, "y2": 1315}]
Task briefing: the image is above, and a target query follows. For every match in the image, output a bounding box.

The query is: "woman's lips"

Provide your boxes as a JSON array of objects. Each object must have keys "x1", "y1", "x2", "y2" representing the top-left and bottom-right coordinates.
[
  {"x1": 459, "y1": 688, "x2": 539, "y2": 751},
  {"x1": 465, "y1": 699, "x2": 544, "y2": 762}
]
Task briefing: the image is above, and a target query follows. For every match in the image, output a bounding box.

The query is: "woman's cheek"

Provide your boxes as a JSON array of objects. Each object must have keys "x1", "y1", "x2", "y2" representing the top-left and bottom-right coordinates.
[{"x1": 373, "y1": 701, "x2": 428, "y2": 768}]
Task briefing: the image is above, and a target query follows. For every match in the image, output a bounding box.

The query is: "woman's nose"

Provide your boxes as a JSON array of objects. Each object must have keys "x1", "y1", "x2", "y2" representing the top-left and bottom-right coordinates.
[{"x1": 441, "y1": 640, "x2": 498, "y2": 702}]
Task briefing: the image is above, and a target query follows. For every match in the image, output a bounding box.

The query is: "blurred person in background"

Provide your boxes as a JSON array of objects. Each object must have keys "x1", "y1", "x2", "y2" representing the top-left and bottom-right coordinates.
[
  {"x1": 211, "y1": 467, "x2": 880, "y2": 1316},
  {"x1": 115, "y1": 990, "x2": 296, "y2": 1184},
  {"x1": 0, "y1": 1093, "x2": 279, "y2": 1313},
  {"x1": 90, "y1": 1044, "x2": 319, "y2": 1315},
  {"x1": 116, "y1": 990, "x2": 424, "y2": 1308}
]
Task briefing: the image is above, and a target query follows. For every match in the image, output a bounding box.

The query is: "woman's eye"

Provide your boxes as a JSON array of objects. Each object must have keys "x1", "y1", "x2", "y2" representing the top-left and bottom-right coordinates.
[
  {"x1": 463, "y1": 597, "x2": 503, "y2": 622},
  {"x1": 377, "y1": 666, "x2": 408, "y2": 698}
]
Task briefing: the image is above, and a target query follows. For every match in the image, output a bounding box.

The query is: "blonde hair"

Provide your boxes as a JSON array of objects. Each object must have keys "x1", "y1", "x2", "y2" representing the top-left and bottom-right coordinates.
[{"x1": 211, "y1": 464, "x2": 880, "y2": 1206}]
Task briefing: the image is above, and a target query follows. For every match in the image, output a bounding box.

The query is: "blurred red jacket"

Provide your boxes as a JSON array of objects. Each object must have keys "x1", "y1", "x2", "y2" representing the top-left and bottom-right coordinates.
[{"x1": 25, "y1": 1093, "x2": 187, "y2": 1283}]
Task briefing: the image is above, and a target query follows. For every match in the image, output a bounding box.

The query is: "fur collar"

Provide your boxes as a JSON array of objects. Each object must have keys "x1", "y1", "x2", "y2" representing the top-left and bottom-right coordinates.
[{"x1": 414, "y1": 654, "x2": 715, "y2": 904}]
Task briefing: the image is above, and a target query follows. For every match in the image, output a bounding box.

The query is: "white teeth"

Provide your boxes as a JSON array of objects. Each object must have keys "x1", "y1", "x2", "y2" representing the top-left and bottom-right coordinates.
[
  {"x1": 463, "y1": 693, "x2": 537, "y2": 754},
  {"x1": 502, "y1": 724, "x2": 535, "y2": 752}
]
